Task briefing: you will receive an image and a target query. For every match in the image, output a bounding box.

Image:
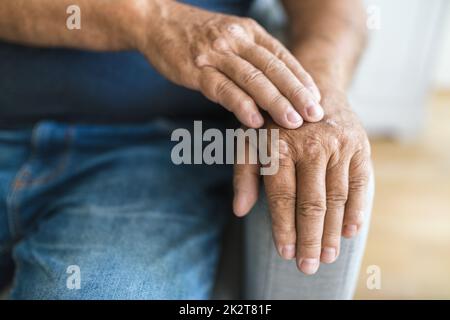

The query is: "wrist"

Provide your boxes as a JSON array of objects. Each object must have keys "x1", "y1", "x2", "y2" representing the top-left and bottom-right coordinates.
[
  {"x1": 126, "y1": 0, "x2": 176, "y2": 52},
  {"x1": 290, "y1": 41, "x2": 350, "y2": 93},
  {"x1": 112, "y1": 0, "x2": 150, "y2": 50}
]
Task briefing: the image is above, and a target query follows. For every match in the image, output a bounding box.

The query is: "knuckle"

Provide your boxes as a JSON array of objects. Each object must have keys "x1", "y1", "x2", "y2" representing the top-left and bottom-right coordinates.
[
  {"x1": 324, "y1": 124, "x2": 355, "y2": 151},
  {"x1": 268, "y1": 93, "x2": 284, "y2": 108},
  {"x1": 277, "y1": 139, "x2": 290, "y2": 159},
  {"x1": 273, "y1": 46, "x2": 287, "y2": 60},
  {"x1": 268, "y1": 191, "x2": 296, "y2": 203},
  {"x1": 343, "y1": 130, "x2": 371, "y2": 154},
  {"x1": 297, "y1": 200, "x2": 327, "y2": 217},
  {"x1": 263, "y1": 56, "x2": 284, "y2": 74},
  {"x1": 212, "y1": 37, "x2": 231, "y2": 52},
  {"x1": 194, "y1": 54, "x2": 211, "y2": 68},
  {"x1": 237, "y1": 98, "x2": 254, "y2": 112},
  {"x1": 299, "y1": 236, "x2": 322, "y2": 250},
  {"x1": 289, "y1": 85, "x2": 308, "y2": 102},
  {"x1": 242, "y1": 17, "x2": 259, "y2": 28},
  {"x1": 277, "y1": 158, "x2": 293, "y2": 169},
  {"x1": 357, "y1": 140, "x2": 372, "y2": 159},
  {"x1": 226, "y1": 22, "x2": 248, "y2": 38},
  {"x1": 329, "y1": 138, "x2": 344, "y2": 157},
  {"x1": 326, "y1": 192, "x2": 348, "y2": 208},
  {"x1": 240, "y1": 68, "x2": 264, "y2": 85},
  {"x1": 337, "y1": 132, "x2": 352, "y2": 148},
  {"x1": 345, "y1": 211, "x2": 364, "y2": 223},
  {"x1": 322, "y1": 229, "x2": 341, "y2": 244},
  {"x1": 301, "y1": 136, "x2": 325, "y2": 159},
  {"x1": 353, "y1": 151, "x2": 370, "y2": 168},
  {"x1": 214, "y1": 80, "x2": 234, "y2": 99},
  {"x1": 268, "y1": 192, "x2": 296, "y2": 210},
  {"x1": 349, "y1": 174, "x2": 369, "y2": 192}
]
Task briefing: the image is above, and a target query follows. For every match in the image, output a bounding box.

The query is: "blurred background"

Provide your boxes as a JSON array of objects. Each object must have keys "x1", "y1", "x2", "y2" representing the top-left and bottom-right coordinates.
[
  {"x1": 352, "y1": 0, "x2": 450, "y2": 299},
  {"x1": 253, "y1": 0, "x2": 450, "y2": 299}
]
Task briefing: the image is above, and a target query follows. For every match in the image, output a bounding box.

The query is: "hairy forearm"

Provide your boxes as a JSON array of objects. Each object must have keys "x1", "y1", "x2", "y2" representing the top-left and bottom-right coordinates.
[
  {"x1": 0, "y1": 0, "x2": 164, "y2": 51},
  {"x1": 282, "y1": 0, "x2": 367, "y2": 91}
]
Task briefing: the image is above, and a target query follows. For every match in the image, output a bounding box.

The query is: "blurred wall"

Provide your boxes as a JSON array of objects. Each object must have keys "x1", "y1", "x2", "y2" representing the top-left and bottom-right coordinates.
[
  {"x1": 349, "y1": 0, "x2": 446, "y2": 139},
  {"x1": 434, "y1": 10, "x2": 450, "y2": 90}
]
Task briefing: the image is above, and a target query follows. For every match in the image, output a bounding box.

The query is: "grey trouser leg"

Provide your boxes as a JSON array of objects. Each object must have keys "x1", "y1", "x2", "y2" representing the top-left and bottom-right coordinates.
[{"x1": 243, "y1": 174, "x2": 374, "y2": 300}]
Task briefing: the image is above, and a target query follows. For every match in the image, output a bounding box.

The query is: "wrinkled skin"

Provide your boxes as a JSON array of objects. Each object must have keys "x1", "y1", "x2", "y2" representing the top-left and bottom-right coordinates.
[
  {"x1": 138, "y1": 1, "x2": 324, "y2": 129},
  {"x1": 233, "y1": 88, "x2": 372, "y2": 275},
  {"x1": 135, "y1": 0, "x2": 371, "y2": 275}
]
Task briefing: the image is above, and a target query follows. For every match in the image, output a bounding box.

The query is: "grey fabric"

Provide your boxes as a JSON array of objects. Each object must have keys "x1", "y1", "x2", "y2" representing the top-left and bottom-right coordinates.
[{"x1": 242, "y1": 175, "x2": 374, "y2": 299}]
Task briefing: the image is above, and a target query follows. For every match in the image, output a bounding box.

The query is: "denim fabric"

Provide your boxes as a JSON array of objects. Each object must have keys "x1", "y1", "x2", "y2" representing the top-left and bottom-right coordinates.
[{"x1": 0, "y1": 119, "x2": 233, "y2": 299}]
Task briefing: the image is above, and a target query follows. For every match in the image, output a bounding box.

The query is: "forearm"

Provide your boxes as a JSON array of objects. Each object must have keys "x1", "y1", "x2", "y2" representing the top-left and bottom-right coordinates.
[
  {"x1": 0, "y1": 0, "x2": 163, "y2": 51},
  {"x1": 282, "y1": 0, "x2": 367, "y2": 91}
]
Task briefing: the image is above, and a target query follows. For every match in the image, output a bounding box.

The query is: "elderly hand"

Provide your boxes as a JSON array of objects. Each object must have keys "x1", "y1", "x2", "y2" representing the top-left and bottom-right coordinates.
[
  {"x1": 135, "y1": 0, "x2": 323, "y2": 129},
  {"x1": 233, "y1": 87, "x2": 372, "y2": 275}
]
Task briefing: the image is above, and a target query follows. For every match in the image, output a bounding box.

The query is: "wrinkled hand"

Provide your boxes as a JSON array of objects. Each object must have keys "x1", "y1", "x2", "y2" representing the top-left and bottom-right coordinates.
[
  {"x1": 233, "y1": 89, "x2": 372, "y2": 275},
  {"x1": 137, "y1": 0, "x2": 323, "y2": 128}
]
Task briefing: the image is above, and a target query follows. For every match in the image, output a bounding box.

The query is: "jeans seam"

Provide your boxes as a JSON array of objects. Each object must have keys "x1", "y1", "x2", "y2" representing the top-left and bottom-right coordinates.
[
  {"x1": 24, "y1": 125, "x2": 74, "y2": 187},
  {"x1": 6, "y1": 165, "x2": 31, "y2": 240},
  {"x1": 5, "y1": 124, "x2": 42, "y2": 239},
  {"x1": 5, "y1": 125, "x2": 74, "y2": 240}
]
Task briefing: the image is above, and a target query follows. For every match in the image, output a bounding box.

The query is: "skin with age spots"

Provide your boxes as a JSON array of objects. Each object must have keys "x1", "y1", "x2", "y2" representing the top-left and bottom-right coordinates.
[
  {"x1": 234, "y1": 90, "x2": 371, "y2": 275},
  {"x1": 136, "y1": 1, "x2": 324, "y2": 129},
  {"x1": 232, "y1": 0, "x2": 369, "y2": 275},
  {"x1": 325, "y1": 119, "x2": 339, "y2": 127}
]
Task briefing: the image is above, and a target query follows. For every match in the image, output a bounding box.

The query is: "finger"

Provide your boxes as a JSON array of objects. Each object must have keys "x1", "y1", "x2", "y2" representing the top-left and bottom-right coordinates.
[
  {"x1": 199, "y1": 66, "x2": 264, "y2": 128},
  {"x1": 343, "y1": 150, "x2": 371, "y2": 238},
  {"x1": 213, "y1": 52, "x2": 304, "y2": 129},
  {"x1": 296, "y1": 155, "x2": 327, "y2": 275},
  {"x1": 233, "y1": 163, "x2": 260, "y2": 217},
  {"x1": 264, "y1": 139, "x2": 297, "y2": 260},
  {"x1": 321, "y1": 156, "x2": 350, "y2": 264},
  {"x1": 233, "y1": 136, "x2": 260, "y2": 217},
  {"x1": 255, "y1": 30, "x2": 322, "y2": 102},
  {"x1": 237, "y1": 43, "x2": 324, "y2": 122}
]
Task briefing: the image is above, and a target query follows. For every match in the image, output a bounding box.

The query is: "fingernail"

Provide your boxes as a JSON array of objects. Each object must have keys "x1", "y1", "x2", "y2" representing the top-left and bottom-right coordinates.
[
  {"x1": 306, "y1": 102, "x2": 324, "y2": 120},
  {"x1": 286, "y1": 109, "x2": 303, "y2": 125},
  {"x1": 299, "y1": 258, "x2": 319, "y2": 275},
  {"x1": 308, "y1": 85, "x2": 321, "y2": 102},
  {"x1": 280, "y1": 245, "x2": 296, "y2": 260},
  {"x1": 251, "y1": 113, "x2": 264, "y2": 127},
  {"x1": 321, "y1": 247, "x2": 336, "y2": 264},
  {"x1": 343, "y1": 224, "x2": 358, "y2": 237}
]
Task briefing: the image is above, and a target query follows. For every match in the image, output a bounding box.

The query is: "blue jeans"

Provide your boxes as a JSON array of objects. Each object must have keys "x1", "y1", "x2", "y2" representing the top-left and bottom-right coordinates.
[{"x1": 0, "y1": 119, "x2": 232, "y2": 299}]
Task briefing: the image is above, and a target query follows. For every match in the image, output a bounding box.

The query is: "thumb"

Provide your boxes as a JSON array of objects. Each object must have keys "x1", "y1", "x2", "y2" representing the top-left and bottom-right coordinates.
[{"x1": 233, "y1": 161, "x2": 260, "y2": 217}]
